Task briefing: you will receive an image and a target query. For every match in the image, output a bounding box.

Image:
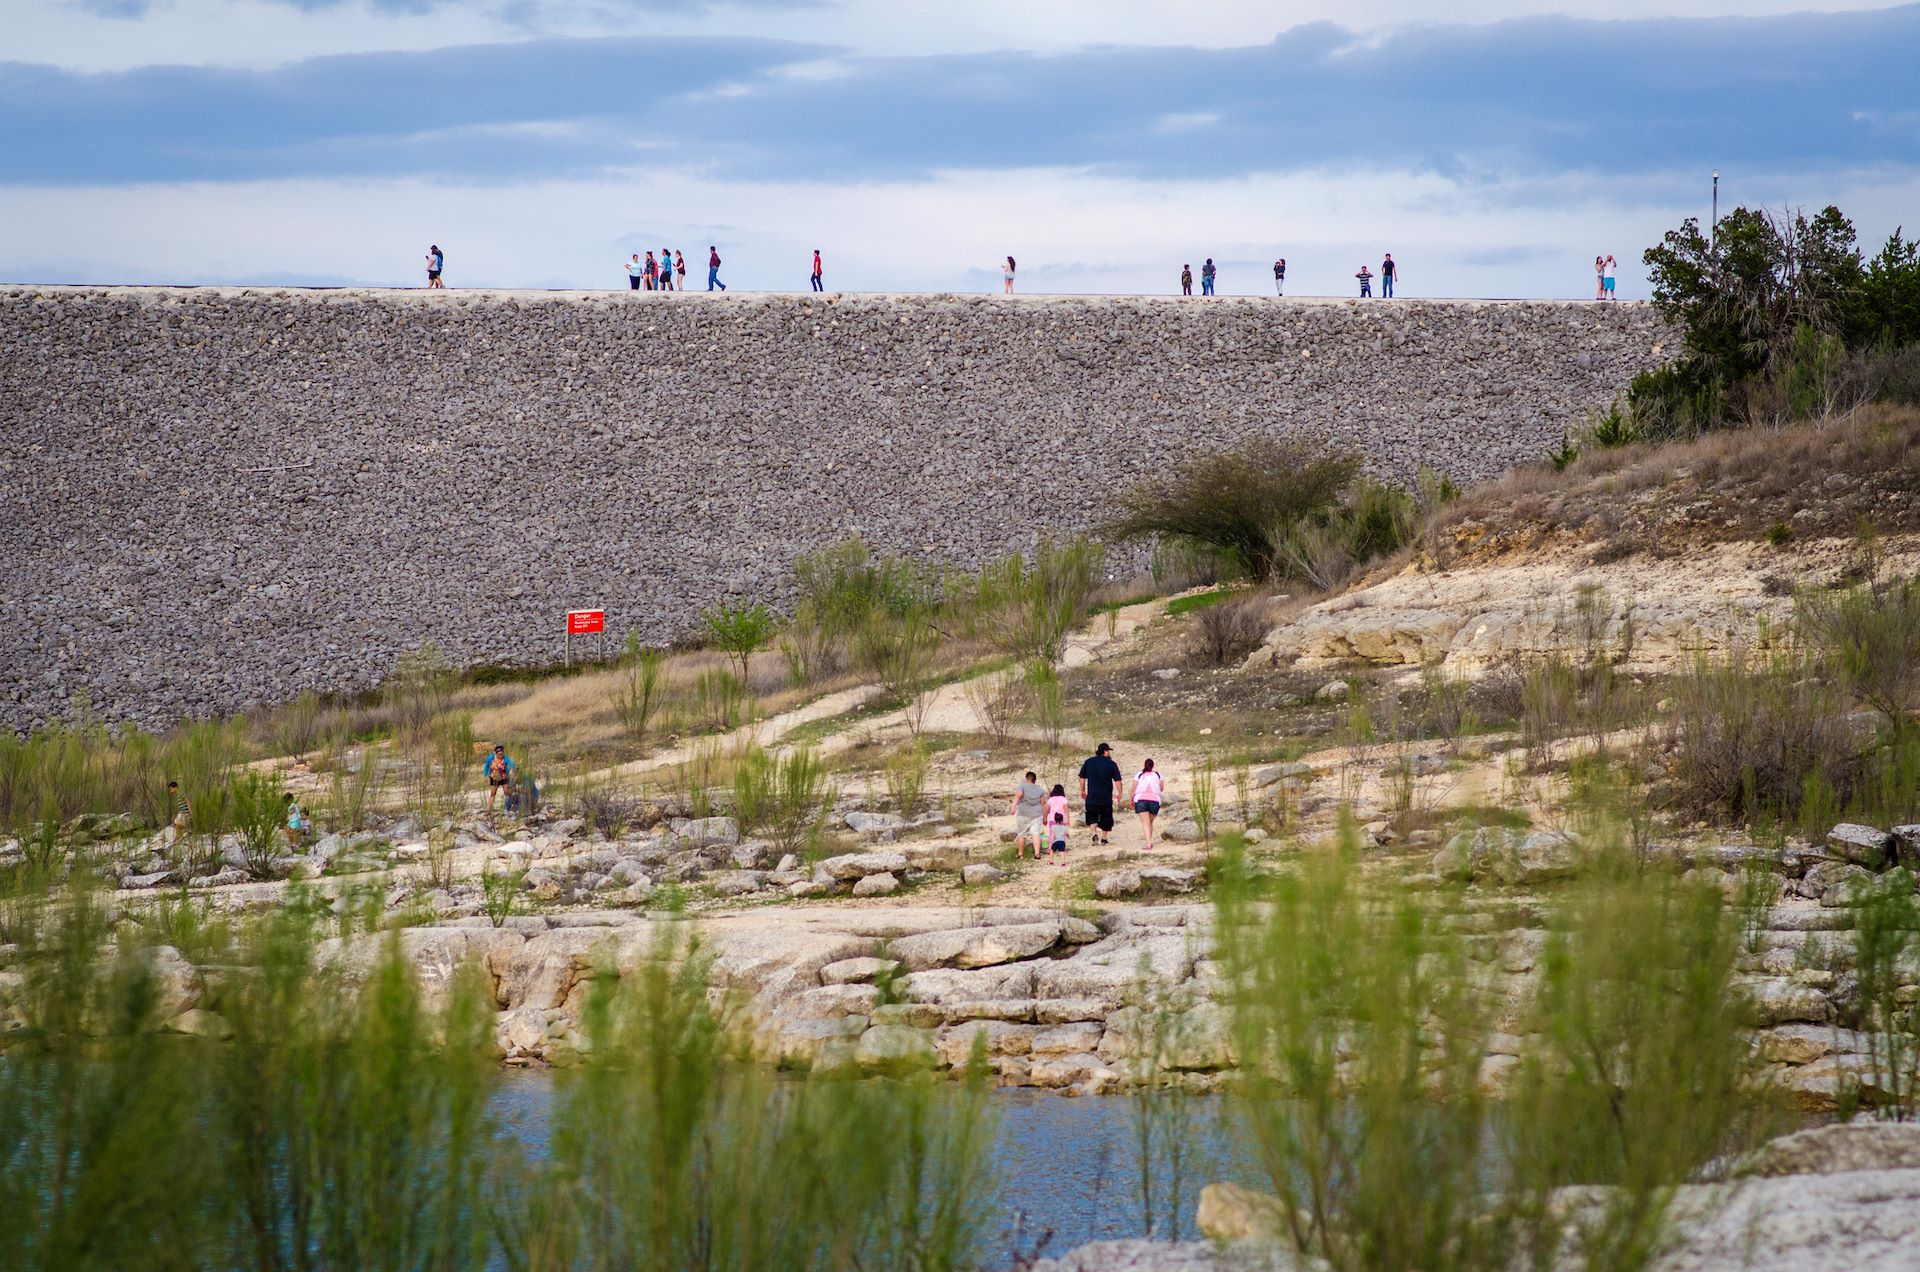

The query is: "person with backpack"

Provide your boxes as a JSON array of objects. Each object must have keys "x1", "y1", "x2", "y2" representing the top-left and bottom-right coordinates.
[
  {"x1": 1274, "y1": 258, "x2": 1286, "y2": 296},
  {"x1": 1380, "y1": 253, "x2": 1398, "y2": 298},
  {"x1": 708, "y1": 246, "x2": 727, "y2": 291},
  {"x1": 482, "y1": 744, "x2": 518, "y2": 812},
  {"x1": 1180, "y1": 264, "x2": 1193, "y2": 296},
  {"x1": 1131, "y1": 758, "x2": 1165, "y2": 851},
  {"x1": 1045, "y1": 785, "x2": 1072, "y2": 861},
  {"x1": 811, "y1": 249, "x2": 824, "y2": 292},
  {"x1": 425, "y1": 244, "x2": 444, "y2": 288},
  {"x1": 1201, "y1": 258, "x2": 1217, "y2": 296}
]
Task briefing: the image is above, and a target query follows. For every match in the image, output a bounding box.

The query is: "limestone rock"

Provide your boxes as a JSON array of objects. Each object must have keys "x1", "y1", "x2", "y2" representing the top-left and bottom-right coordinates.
[
  {"x1": 961, "y1": 863, "x2": 1008, "y2": 885},
  {"x1": 818, "y1": 850, "x2": 909, "y2": 882},
  {"x1": 1827, "y1": 823, "x2": 1892, "y2": 867},
  {"x1": 1195, "y1": 1182, "x2": 1289, "y2": 1242},
  {"x1": 851, "y1": 871, "x2": 900, "y2": 897},
  {"x1": 819, "y1": 956, "x2": 899, "y2": 985},
  {"x1": 888, "y1": 922, "x2": 1063, "y2": 971}
]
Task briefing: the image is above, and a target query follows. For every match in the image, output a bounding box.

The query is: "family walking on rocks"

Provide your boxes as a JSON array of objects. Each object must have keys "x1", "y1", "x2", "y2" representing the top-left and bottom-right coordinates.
[{"x1": 1009, "y1": 743, "x2": 1172, "y2": 861}]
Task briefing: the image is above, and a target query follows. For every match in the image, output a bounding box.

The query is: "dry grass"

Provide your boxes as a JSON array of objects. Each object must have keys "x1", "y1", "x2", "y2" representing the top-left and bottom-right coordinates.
[{"x1": 1427, "y1": 404, "x2": 1920, "y2": 566}]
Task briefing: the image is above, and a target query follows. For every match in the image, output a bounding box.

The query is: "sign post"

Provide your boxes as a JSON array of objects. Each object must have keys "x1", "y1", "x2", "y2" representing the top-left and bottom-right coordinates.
[{"x1": 565, "y1": 608, "x2": 606, "y2": 667}]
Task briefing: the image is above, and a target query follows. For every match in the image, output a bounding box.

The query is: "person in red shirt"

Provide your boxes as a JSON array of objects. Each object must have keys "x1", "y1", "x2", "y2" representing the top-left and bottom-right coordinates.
[
  {"x1": 707, "y1": 246, "x2": 727, "y2": 291},
  {"x1": 811, "y1": 249, "x2": 823, "y2": 292}
]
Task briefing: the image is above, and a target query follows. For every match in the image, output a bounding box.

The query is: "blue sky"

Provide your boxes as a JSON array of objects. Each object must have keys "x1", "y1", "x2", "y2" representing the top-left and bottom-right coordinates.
[{"x1": 4, "y1": 0, "x2": 1917, "y2": 296}]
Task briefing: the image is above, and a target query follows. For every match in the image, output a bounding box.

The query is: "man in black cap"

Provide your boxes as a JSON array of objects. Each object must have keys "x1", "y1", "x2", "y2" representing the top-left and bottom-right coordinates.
[{"x1": 1078, "y1": 742, "x2": 1123, "y2": 848}]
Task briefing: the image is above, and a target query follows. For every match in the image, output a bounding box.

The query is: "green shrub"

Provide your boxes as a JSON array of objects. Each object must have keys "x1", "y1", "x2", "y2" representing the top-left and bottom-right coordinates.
[
  {"x1": 1105, "y1": 438, "x2": 1360, "y2": 582},
  {"x1": 701, "y1": 602, "x2": 778, "y2": 680},
  {"x1": 975, "y1": 535, "x2": 1105, "y2": 664},
  {"x1": 611, "y1": 635, "x2": 668, "y2": 746}
]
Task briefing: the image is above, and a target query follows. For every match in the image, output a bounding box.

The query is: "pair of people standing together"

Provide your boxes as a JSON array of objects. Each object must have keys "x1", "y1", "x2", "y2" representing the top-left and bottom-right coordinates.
[
  {"x1": 1009, "y1": 743, "x2": 1170, "y2": 860},
  {"x1": 1179, "y1": 260, "x2": 1218, "y2": 296}
]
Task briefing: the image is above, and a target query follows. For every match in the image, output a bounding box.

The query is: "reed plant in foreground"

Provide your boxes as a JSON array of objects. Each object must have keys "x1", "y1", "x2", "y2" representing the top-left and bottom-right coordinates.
[
  {"x1": 0, "y1": 878, "x2": 1001, "y2": 1272},
  {"x1": 1213, "y1": 820, "x2": 1766, "y2": 1272}
]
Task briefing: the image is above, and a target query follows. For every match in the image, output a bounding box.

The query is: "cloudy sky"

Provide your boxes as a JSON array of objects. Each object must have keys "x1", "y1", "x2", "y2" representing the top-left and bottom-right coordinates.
[{"x1": 5, "y1": 0, "x2": 1918, "y2": 297}]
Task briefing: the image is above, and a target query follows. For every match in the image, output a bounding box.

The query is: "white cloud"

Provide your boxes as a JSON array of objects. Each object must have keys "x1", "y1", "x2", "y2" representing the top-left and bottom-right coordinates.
[
  {"x1": 7, "y1": 164, "x2": 1916, "y2": 298},
  {"x1": 1153, "y1": 111, "x2": 1222, "y2": 133}
]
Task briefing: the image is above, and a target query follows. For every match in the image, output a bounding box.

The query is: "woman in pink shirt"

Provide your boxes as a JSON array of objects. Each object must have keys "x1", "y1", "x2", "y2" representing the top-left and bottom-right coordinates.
[{"x1": 1132, "y1": 758, "x2": 1165, "y2": 850}]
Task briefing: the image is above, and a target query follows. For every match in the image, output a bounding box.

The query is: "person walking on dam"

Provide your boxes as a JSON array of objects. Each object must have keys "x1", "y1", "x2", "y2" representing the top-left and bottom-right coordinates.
[
  {"x1": 1273, "y1": 258, "x2": 1286, "y2": 296},
  {"x1": 674, "y1": 250, "x2": 688, "y2": 289},
  {"x1": 1380, "y1": 253, "x2": 1397, "y2": 298},
  {"x1": 1180, "y1": 264, "x2": 1193, "y2": 296},
  {"x1": 425, "y1": 245, "x2": 444, "y2": 288},
  {"x1": 811, "y1": 249, "x2": 824, "y2": 292},
  {"x1": 658, "y1": 247, "x2": 676, "y2": 291},
  {"x1": 708, "y1": 246, "x2": 727, "y2": 291},
  {"x1": 1355, "y1": 264, "x2": 1373, "y2": 297},
  {"x1": 627, "y1": 254, "x2": 645, "y2": 291},
  {"x1": 1201, "y1": 258, "x2": 1217, "y2": 296}
]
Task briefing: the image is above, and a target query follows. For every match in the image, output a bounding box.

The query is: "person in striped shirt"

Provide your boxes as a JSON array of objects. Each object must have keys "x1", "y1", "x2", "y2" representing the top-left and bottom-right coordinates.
[{"x1": 165, "y1": 780, "x2": 190, "y2": 846}]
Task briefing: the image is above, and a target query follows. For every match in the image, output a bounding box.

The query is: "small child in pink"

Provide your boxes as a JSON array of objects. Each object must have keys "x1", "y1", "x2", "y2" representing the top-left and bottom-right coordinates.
[{"x1": 1045, "y1": 785, "x2": 1072, "y2": 861}]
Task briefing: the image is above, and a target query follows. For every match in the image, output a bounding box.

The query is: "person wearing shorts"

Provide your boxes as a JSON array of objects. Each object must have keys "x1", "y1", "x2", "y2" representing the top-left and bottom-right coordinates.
[
  {"x1": 1078, "y1": 743, "x2": 1122, "y2": 846},
  {"x1": 1010, "y1": 770, "x2": 1047, "y2": 861},
  {"x1": 1602, "y1": 254, "x2": 1617, "y2": 300},
  {"x1": 1045, "y1": 785, "x2": 1072, "y2": 861},
  {"x1": 425, "y1": 244, "x2": 444, "y2": 288},
  {"x1": 1131, "y1": 758, "x2": 1165, "y2": 850},
  {"x1": 482, "y1": 744, "x2": 517, "y2": 812}
]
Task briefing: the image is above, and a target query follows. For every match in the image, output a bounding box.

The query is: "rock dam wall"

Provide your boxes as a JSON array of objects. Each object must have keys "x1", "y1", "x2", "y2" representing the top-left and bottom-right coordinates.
[{"x1": 0, "y1": 286, "x2": 1671, "y2": 730}]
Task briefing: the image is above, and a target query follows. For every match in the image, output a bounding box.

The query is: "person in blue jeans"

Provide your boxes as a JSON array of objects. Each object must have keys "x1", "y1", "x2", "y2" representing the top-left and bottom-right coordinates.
[
  {"x1": 707, "y1": 245, "x2": 726, "y2": 291},
  {"x1": 1201, "y1": 258, "x2": 1217, "y2": 296},
  {"x1": 1380, "y1": 253, "x2": 1397, "y2": 298},
  {"x1": 1355, "y1": 265, "x2": 1373, "y2": 297}
]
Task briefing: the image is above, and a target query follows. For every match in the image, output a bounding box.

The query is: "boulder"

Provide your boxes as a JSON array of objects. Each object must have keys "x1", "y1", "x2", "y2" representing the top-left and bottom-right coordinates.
[
  {"x1": 164, "y1": 1007, "x2": 232, "y2": 1039},
  {"x1": 1195, "y1": 1182, "x2": 1289, "y2": 1242},
  {"x1": 1891, "y1": 824, "x2": 1920, "y2": 869},
  {"x1": 819, "y1": 851, "x2": 909, "y2": 882},
  {"x1": 844, "y1": 811, "x2": 906, "y2": 835},
  {"x1": 679, "y1": 816, "x2": 741, "y2": 847},
  {"x1": 1749, "y1": 978, "x2": 1835, "y2": 1026},
  {"x1": 820, "y1": 956, "x2": 899, "y2": 985},
  {"x1": 710, "y1": 870, "x2": 768, "y2": 897},
  {"x1": 854, "y1": 1024, "x2": 936, "y2": 1069},
  {"x1": 1095, "y1": 870, "x2": 1143, "y2": 899},
  {"x1": 1031, "y1": 1021, "x2": 1104, "y2": 1055},
  {"x1": 962, "y1": 863, "x2": 1008, "y2": 886},
  {"x1": 1160, "y1": 818, "x2": 1203, "y2": 844},
  {"x1": 767, "y1": 1016, "x2": 866, "y2": 1069},
  {"x1": 887, "y1": 922, "x2": 1063, "y2": 971},
  {"x1": 851, "y1": 871, "x2": 900, "y2": 897},
  {"x1": 1827, "y1": 823, "x2": 1892, "y2": 868},
  {"x1": 1140, "y1": 867, "x2": 1199, "y2": 894},
  {"x1": 1744, "y1": 1122, "x2": 1920, "y2": 1177},
  {"x1": 936, "y1": 1020, "x2": 1036, "y2": 1066},
  {"x1": 1314, "y1": 679, "x2": 1350, "y2": 703}
]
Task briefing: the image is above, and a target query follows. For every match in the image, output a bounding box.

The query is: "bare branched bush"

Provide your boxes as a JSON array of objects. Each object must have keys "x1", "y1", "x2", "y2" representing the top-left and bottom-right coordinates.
[
  {"x1": 1801, "y1": 573, "x2": 1920, "y2": 737},
  {"x1": 1663, "y1": 647, "x2": 1864, "y2": 823},
  {"x1": 1187, "y1": 596, "x2": 1272, "y2": 668},
  {"x1": 962, "y1": 667, "x2": 1028, "y2": 742}
]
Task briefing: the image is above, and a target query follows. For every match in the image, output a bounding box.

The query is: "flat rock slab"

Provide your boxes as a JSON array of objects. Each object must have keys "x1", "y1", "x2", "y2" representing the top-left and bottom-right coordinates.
[{"x1": 887, "y1": 921, "x2": 1063, "y2": 971}]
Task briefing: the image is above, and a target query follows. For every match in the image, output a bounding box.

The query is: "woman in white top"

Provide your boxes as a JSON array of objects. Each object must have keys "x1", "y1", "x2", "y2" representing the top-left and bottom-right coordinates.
[
  {"x1": 1002, "y1": 256, "x2": 1016, "y2": 294},
  {"x1": 1131, "y1": 758, "x2": 1165, "y2": 850},
  {"x1": 1595, "y1": 255, "x2": 1606, "y2": 301}
]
